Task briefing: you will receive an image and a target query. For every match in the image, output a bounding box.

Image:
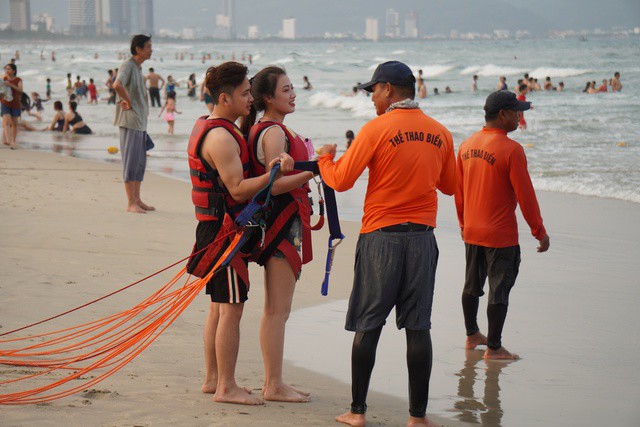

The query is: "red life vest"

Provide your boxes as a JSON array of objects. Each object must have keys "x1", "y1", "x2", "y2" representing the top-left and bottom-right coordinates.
[
  {"x1": 186, "y1": 116, "x2": 252, "y2": 284},
  {"x1": 187, "y1": 116, "x2": 250, "y2": 221},
  {"x1": 247, "y1": 121, "x2": 313, "y2": 277}
]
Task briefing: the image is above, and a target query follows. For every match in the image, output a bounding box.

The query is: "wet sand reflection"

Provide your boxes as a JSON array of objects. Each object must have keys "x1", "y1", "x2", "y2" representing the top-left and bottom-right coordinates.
[{"x1": 450, "y1": 349, "x2": 516, "y2": 426}]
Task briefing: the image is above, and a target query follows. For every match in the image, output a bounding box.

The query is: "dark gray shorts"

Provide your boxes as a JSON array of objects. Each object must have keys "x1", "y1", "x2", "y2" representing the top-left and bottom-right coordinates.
[
  {"x1": 345, "y1": 230, "x2": 439, "y2": 332},
  {"x1": 119, "y1": 127, "x2": 147, "y2": 182},
  {"x1": 463, "y1": 243, "x2": 521, "y2": 305}
]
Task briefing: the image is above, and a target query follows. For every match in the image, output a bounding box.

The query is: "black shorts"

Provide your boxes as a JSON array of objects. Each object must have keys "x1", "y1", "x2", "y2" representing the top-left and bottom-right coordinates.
[
  {"x1": 345, "y1": 229, "x2": 439, "y2": 332},
  {"x1": 190, "y1": 220, "x2": 249, "y2": 304},
  {"x1": 463, "y1": 243, "x2": 521, "y2": 305}
]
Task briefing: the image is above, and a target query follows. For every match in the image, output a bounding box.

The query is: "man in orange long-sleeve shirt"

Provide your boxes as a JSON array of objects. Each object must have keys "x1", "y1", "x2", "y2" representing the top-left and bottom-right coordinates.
[
  {"x1": 455, "y1": 90, "x2": 550, "y2": 360},
  {"x1": 318, "y1": 61, "x2": 456, "y2": 427}
]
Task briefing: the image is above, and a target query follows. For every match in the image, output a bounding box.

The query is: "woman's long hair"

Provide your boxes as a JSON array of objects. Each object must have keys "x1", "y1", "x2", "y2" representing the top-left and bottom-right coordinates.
[{"x1": 240, "y1": 66, "x2": 287, "y2": 139}]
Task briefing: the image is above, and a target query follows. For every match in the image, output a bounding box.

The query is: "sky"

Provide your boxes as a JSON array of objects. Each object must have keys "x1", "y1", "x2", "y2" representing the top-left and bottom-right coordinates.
[{"x1": 1, "y1": 0, "x2": 639, "y2": 36}]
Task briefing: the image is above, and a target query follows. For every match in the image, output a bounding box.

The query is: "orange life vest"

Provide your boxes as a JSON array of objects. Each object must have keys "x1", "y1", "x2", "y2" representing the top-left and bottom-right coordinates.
[
  {"x1": 186, "y1": 116, "x2": 252, "y2": 282},
  {"x1": 187, "y1": 116, "x2": 250, "y2": 221},
  {"x1": 247, "y1": 121, "x2": 313, "y2": 277}
]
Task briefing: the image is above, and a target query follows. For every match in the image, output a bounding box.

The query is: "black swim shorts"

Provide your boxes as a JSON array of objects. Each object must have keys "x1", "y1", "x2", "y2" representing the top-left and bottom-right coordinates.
[{"x1": 463, "y1": 243, "x2": 521, "y2": 305}]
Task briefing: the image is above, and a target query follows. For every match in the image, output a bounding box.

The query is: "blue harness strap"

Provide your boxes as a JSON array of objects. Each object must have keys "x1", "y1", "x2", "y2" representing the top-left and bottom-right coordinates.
[
  {"x1": 294, "y1": 161, "x2": 345, "y2": 296},
  {"x1": 218, "y1": 164, "x2": 280, "y2": 268}
]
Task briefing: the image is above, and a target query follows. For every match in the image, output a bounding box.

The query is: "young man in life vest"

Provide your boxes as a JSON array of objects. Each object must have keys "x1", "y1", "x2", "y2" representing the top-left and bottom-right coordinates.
[
  {"x1": 317, "y1": 61, "x2": 456, "y2": 427},
  {"x1": 186, "y1": 61, "x2": 294, "y2": 405},
  {"x1": 240, "y1": 66, "x2": 315, "y2": 403},
  {"x1": 455, "y1": 90, "x2": 550, "y2": 360}
]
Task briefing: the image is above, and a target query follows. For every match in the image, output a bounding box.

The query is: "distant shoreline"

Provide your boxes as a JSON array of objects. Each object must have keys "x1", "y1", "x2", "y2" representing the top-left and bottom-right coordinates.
[{"x1": 1, "y1": 30, "x2": 638, "y2": 44}]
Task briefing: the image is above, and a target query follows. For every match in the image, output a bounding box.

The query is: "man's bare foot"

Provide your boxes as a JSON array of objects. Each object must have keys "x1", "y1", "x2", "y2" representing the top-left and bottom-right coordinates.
[
  {"x1": 202, "y1": 380, "x2": 252, "y2": 395},
  {"x1": 138, "y1": 201, "x2": 155, "y2": 211},
  {"x1": 407, "y1": 415, "x2": 440, "y2": 426},
  {"x1": 126, "y1": 204, "x2": 146, "y2": 214},
  {"x1": 3, "y1": 141, "x2": 9, "y2": 146},
  {"x1": 201, "y1": 380, "x2": 217, "y2": 394},
  {"x1": 263, "y1": 383, "x2": 310, "y2": 402},
  {"x1": 336, "y1": 411, "x2": 365, "y2": 427},
  {"x1": 465, "y1": 332, "x2": 488, "y2": 350},
  {"x1": 9, "y1": 143, "x2": 17, "y2": 150},
  {"x1": 213, "y1": 385, "x2": 263, "y2": 405},
  {"x1": 484, "y1": 346, "x2": 520, "y2": 360}
]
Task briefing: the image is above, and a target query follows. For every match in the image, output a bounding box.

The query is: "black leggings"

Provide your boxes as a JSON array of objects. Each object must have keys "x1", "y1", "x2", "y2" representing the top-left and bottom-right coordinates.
[
  {"x1": 350, "y1": 326, "x2": 433, "y2": 418},
  {"x1": 462, "y1": 292, "x2": 508, "y2": 350}
]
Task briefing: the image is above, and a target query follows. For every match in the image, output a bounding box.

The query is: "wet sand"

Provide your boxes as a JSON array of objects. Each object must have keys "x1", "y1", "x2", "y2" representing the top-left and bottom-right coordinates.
[
  {"x1": 286, "y1": 183, "x2": 640, "y2": 426},
  {"x1": 0, "y1": 148, "x2": 459, "y2": 426}
]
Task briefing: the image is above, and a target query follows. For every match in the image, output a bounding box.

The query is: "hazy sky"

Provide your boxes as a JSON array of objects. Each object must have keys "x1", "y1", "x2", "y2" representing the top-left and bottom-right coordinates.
[{"x1": 1, "y1": 0, "x2": 638, "y2": 36}]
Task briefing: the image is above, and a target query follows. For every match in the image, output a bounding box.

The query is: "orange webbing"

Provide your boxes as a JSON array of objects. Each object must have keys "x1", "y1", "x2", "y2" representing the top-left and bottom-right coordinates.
[{"x1": 0, "y1": 232, "x2": 243, "y2": 405}]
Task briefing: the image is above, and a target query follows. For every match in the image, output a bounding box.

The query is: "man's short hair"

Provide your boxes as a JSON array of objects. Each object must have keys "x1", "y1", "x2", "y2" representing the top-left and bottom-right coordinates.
[
  {"x1": 130, "y1": 34, "x2": 151, "y2": 55},
  {"x1": 394, "y1": 84, "x2": 415, "y2": 100},
  {"x1": 205, "y1": 62, "x2": 248, "y2": 105},
  {"x1": 149, "y1": 67, "x2": 154, "y2": 72}
]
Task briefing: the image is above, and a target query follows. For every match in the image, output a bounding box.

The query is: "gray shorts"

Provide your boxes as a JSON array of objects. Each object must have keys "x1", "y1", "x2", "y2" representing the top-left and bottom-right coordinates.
[
  {"x1": 119, "y1": 127, "x2": 147, "y2": 182},
  {"x1": 345, "y1": 230, "x2": 439, "y2": 332}
]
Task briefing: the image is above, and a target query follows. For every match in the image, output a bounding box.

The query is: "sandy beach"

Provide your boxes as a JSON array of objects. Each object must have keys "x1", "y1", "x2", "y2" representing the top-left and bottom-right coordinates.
[
  {"x1": 0, "y1": 148, "x2": 457, "y2": 426},
  {"x1": 2, "y1": 146, "x2": 639, "y2": 426}
]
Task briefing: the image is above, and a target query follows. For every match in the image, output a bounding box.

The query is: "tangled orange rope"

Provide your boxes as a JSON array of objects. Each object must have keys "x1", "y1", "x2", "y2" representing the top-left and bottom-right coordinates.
[{"x1": 0, "y1": 230, "x2": 243, "y2": 405}]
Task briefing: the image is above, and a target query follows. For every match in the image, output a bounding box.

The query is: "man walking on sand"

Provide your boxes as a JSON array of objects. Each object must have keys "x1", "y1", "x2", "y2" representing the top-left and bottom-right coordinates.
[
  {"x1": 113, "y1": 34, "x2": 154, "y2": 214},
  {"x1": 455, "y1": 90, "x2": 550, "y2": 360},
  {"x1": 317, "y1": 61, "x2": 456, "y2": 427}
]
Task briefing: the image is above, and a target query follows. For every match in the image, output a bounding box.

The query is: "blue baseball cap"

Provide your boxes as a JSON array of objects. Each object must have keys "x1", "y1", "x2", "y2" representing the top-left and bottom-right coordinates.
[
  {"x1": 356, "y1": 61, "x2": 416, "y2": 93},
  {"x1": 484, "y1": 90, "x2": 531, "y2": 114}
]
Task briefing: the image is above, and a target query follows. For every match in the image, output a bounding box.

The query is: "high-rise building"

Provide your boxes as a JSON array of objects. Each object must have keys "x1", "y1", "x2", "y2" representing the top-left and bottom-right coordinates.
[
  {"x1": 69, "y1": 0, "x2": 96, "y2": 36},
  {"x1": 248, "y1": 25, "x2": 259, "y2": 39},
  {"x1": 365, "y1": 17, "x2": 379, "y2": 42},
  {"x1": 282, "y1": 18, "x2": 295, "y2": 39},
  {"x1": 137, "y1": 0, "x2": 154, "y2": 35},
  {"x1": 103, "y1": 0, "x2": 154, "y2": 36},
  {"x1": 404, "y1": 11, "x2": 418, "y2": 38},
  {"x1": 215, "y1": 0, "x2": 235, "y2": 39},
  {"x1": 33, "y1": 13, "x2": 54, "y2": 32},
  {"x1": 95, "y1": 0, "x2": 110, "y2": 35},
  {"x1": 385, "y1": 8, "x2": 400, "y2": 38},
  {"x1": 9, "y1": 0, "x2": 31, "y2": 31}
]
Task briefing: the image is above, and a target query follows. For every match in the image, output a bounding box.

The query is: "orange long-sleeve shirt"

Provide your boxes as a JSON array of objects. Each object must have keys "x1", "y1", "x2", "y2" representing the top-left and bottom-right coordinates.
[
  {"x1": 455, "y1": 127, "x2": 547, "y2": 248},
  {"x1": 318, "y1": 108, "x2": 456, "y2": 234}
]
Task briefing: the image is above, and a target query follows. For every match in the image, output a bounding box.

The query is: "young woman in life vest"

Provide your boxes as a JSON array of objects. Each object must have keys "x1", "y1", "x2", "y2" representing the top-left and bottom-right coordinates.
[{"x1": 240, "y1": 66, "x2": 315, "y2": 403}]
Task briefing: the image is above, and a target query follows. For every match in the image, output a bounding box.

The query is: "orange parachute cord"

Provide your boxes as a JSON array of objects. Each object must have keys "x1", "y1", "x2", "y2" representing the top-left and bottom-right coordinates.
[{"x1": 0, "y1": 231, "x2": 243, "y2": 405}]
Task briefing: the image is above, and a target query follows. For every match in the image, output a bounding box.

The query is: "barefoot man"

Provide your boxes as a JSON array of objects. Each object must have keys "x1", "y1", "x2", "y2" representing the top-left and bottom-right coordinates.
[
  {"x1": 186, "y1": 61, "x2": 293, "y2": 405},
  {"x1": 455, "y1": 90, "x2": 550, "y2": 360},
  {"x1": 113, "y1": 34, "x2": 154, "y2": 213},
  {"x1": 317, "y1": 61, "x2": 456, "y2": 427}
]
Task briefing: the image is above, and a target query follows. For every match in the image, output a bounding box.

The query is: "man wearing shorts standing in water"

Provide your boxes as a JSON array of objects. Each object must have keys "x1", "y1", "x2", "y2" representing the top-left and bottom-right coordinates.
[
  {"x1": 113, "y1": 34, "x2": 154, "y2": 214},
  {"x1": 318, "y1": 60, "x2": 456, "y2": 427},
  {"x1": 146, "y1": 67, "x2": 165, "y2": 108},
  {"x1": 455, "y1": 90, "x2": 550, "y2": 360}
]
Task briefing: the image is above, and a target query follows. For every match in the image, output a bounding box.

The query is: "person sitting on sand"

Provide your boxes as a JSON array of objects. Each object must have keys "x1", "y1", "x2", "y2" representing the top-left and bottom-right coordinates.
[
  {"x1": 43, "y1": 100, "x2": 65, "y2": 132},
  {"x1": 455, "y1": 90, "x2": 550, "y2": 361},
  {"x1": 63, "y1": 101, "x2": 92, "y2": 134}
]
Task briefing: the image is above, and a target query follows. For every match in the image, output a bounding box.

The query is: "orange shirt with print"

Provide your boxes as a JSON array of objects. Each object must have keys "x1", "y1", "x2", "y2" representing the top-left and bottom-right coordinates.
[
  {"x1": 318, "y1": 108, "x2": 456, "y2": 234},
  {"x1": 455, "y1": 127, "x2": 547, "y2": 248}
]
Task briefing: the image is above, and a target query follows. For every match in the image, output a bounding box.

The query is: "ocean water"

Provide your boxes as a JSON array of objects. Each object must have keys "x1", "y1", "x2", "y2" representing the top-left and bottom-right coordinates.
[{"x1": 2, "y1": 36, "x2": 639, "y2": 213}]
